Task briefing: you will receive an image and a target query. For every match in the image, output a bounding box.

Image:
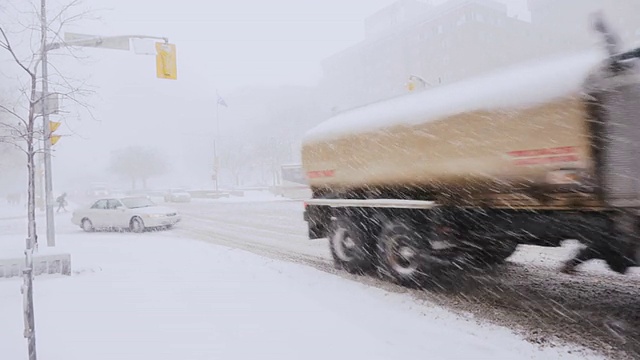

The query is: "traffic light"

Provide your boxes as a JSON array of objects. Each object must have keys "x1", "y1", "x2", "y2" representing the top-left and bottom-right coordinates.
[
  {"x1": 156, "y1": 42, "x2": 177, "y2": 80},
  {"x1": 49, "y1": 121, "x2": 61, "y2": 146}
]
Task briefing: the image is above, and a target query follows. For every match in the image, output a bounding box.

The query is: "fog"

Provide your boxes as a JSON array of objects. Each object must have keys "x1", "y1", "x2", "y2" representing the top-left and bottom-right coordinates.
[{"x1": 2, "y1": 0, "x2": 636, "y2": 196}]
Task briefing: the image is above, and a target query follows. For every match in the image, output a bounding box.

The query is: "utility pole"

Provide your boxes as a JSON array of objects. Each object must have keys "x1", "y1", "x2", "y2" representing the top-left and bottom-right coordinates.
[{"x1": 41, "y1": 0, "x2": 55, "y2": 247}]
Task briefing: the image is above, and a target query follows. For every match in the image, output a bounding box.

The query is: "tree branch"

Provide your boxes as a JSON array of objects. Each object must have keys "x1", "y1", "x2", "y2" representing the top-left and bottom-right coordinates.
[
  {"x1": 0, "y1": 26, "x2": 36, "y2": 77},
  {"x1": 0, "y1": 103, "x2": 28, "y2": 127}
]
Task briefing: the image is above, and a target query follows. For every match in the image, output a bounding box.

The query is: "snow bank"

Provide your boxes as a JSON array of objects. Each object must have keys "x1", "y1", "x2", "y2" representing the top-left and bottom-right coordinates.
[
  {"x1": 0, "y1": 228, "x2": 599, "y2": 360},
  {"x1": 304, "y1": 49, "x2": 607, "y2": 143}
]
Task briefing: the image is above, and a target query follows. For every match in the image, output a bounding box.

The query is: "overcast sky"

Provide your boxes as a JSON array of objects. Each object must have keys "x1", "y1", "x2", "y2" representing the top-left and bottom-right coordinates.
[
  {"x1": 81, "y1": 0, "x2": 529, "y2": 91},
  {"x1": 2, "y1": 0, "x2": 530, "y2": 191}
]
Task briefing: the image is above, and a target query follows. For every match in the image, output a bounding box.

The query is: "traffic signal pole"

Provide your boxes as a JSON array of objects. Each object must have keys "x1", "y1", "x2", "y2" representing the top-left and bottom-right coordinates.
[{"x1": 41, "y1": 25, "x2": 55, "y2": 247}]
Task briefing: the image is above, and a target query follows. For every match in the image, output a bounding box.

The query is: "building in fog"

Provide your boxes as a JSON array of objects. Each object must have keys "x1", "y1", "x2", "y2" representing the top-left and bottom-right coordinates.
[
  {"x1": 318, "y1": 0, "x2": 638, "y2": 113},
  {"x1": 527, "y1": 0, "x2": 640, "y2": 47},
  {"x1": 318, "y1": 0, "x2": 548, "y2": 112}
]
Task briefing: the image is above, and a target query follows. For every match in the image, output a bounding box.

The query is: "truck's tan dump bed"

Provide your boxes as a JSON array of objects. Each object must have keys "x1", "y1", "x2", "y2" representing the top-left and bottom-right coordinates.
[{"x1": 302, "y1": 50, "x2": 609, "y2": 205}]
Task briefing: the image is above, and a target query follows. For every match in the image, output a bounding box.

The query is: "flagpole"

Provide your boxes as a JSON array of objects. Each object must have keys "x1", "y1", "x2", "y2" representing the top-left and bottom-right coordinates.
[{"x1": 214, "y1": 94, "x2": 220, "y2": 192}]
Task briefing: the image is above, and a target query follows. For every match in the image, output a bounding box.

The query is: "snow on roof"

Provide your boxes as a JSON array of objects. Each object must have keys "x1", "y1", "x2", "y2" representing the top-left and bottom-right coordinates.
[{"x1": 304, "y1": 48, "x2": 607, "y2": 144}]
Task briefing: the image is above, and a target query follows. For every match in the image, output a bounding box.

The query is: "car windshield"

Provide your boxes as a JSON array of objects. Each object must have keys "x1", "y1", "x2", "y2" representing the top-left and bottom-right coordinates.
[{"x1": 121, "y1": 197, "x2": 155, "y2": 209}]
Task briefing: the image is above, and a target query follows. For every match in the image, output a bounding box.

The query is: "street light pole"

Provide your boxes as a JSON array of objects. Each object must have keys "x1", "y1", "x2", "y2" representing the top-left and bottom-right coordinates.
[{"x1": 41, "y1": 1, "x2": 55, "y2": 247}]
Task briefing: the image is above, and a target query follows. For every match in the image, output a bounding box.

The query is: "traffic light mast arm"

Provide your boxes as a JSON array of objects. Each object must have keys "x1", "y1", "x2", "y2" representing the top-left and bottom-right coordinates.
[
  {"x1": 45, "y1": 35, "x2": 169, "y2": 52},
  {"x1": 34, "y1": 34, "x2": 170, "y2": 71}
]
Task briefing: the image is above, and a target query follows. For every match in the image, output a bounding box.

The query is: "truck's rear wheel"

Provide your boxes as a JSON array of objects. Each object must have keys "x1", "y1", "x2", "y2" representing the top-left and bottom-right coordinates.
[
  {"x1": 329, "y1": 217, "x2": 375, "y2": 274},
  {"x1": 377, "y1": 222, "x2": 428, "y2": 286}
]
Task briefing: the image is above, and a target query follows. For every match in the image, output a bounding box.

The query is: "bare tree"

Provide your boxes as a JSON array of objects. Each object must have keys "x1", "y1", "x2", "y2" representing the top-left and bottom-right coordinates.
[
  {"x1": 0, "y1": 0, "x2": 96, "y2": 247},
  {"x1": 253, "y1": 138, "x2": 293, "y2": 186},
  {"x1": 0, "y1": 27, "x2": 43, "y2": 247},
  {"x1": 1, "y1": 4, "x2": 97, "y2": 358},
  {"x1": 219, "y1": 142, "x2": 252, "y2": 187},
  {"x1": 109, "y1": 146, "x2": 168, "y2": 190}
]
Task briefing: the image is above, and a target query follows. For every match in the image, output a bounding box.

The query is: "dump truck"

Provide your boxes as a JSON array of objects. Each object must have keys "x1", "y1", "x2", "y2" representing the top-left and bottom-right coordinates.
[{"x1": 301, "y1": 18, "x2": 640, "y2": 284}]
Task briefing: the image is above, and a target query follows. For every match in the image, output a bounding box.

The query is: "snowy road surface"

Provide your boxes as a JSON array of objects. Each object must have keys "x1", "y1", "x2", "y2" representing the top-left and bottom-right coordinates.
[
  {"x1": 1, "y1": 195, "x2": 639, "y2": 359},
  {"x1": 166, "y1": 196, "x2": 640, "y2": 359}
]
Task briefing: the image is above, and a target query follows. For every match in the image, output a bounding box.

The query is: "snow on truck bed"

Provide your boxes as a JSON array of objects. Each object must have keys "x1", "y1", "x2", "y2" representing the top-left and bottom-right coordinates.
[{"x1": 304, "y1": 49, "x2": 607, "y2": 143}]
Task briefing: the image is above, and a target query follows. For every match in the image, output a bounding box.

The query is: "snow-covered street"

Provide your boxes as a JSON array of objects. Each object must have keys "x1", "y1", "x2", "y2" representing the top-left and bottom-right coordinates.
[{"x1": 0, "y1": 198, "x2": 601, "y2": 360}]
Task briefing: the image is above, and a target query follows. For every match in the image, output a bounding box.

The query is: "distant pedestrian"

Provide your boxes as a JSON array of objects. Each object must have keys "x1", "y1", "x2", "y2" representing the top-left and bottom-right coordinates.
[{"x1": 56, "y1": 193, "x2": 68, "y2": 213}]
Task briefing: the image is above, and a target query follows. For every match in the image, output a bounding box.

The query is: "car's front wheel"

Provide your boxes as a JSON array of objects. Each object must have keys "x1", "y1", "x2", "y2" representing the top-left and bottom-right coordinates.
[
  {"x1": 81, "y1": 218, "x2": 94, "y2": 232},
  {"x1": 130, "y1": 216, "x2": 145, "y2": 233}
]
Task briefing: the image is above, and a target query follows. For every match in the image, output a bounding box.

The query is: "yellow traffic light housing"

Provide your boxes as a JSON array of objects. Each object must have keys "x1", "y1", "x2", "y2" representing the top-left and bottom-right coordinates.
[
  {"x1": 49, "y1": 121, "x2": 61, "y2": 146},
  {"x1": 156, "y1": 42, "x2": 177, "y2": 80},
  {"x1": 49, "y1": 121, "x2": 61, "y2": 133},
  {"x1": 50, "y1": 135, "x2": 61, "y2": 146}
]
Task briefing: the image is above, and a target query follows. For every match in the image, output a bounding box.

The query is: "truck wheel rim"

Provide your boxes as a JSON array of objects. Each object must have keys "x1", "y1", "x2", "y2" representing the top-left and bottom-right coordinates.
[
  {"x1": 387, "y1": 234, "x2": 419, "y2": 276},
  {"x1": 333, "y1": 228, "x2": 356, "y2": 262}
]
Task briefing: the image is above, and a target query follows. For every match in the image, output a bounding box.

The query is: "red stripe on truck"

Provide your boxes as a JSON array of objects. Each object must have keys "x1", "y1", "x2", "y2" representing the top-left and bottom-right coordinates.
[
  {"x1": 507, "y1": 146, "x2": 580, "y2": 166},
  {"x1": 508, "y1": 146, "x2": 577, "y2": 158},
  {"x1": 307, "y1": 170, "x2": 336, "y2": 178},
  {"x1": 514, "y1": 155, "x2": 580, "y2": 166}
]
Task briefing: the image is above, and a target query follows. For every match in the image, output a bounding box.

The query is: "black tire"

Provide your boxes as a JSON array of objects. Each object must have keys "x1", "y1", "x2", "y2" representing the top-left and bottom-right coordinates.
[
  {"x1": 377, "y1": 221, "x2": 429, "y2": 286},
  {"x1": 130, "y1": 216, "x2": 145, "y2": 233},
  {"x1": 329, "y1": 217, "x2": 376, "y2": 274},
  {"x1": 81, "y1": 218, "x2": 94, "y2": 232}
]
